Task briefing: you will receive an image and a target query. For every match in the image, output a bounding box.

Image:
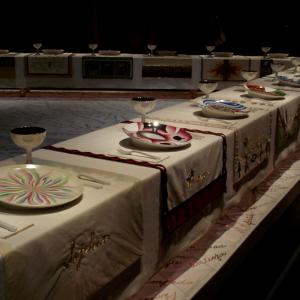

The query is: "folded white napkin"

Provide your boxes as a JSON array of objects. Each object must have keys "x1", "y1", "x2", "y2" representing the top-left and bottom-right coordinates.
[
  {"x1": 0, "y1": 215, "x2": 33, "y2": 239},
  {"x1": 113, "y1": 151, "x2": 170, "y2": 163}
]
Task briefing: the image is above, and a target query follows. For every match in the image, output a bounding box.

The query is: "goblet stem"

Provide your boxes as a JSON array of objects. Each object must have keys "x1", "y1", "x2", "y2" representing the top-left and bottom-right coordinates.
[
  {"x1": 141, "y1": 114, "x2": 146, "y2": 123},
  {"x1": 26, "y1": 149, "x2": 33, "y2": 164}
]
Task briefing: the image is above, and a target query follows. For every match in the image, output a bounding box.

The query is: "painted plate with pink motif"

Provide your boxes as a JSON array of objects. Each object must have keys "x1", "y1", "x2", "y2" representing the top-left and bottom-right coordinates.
[
  {"x1": 122, "y1": 122, "x2": 192, "y2": 149},
  {"x1": 0, "y1": 164, "x2": 83, "y2": 209}
]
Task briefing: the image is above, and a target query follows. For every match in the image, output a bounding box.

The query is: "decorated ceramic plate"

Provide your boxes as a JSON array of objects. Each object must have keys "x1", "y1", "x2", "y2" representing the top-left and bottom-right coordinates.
[
  {"x1": 212, "y1": 52, "x2": 234, "y2": 57},
  {"x1": 122, "y1": 122, "x2": 192, "y2": 149},
  {"x1": 98, "y1": 50, "x2": 121, "y2": 55},
  {"x1": 277, "y1": 75, "x2": 300, "y2": 87},
  {"x1": 156, "y1": 50, "x2": 177, "y2": 56},
  {"x1": 267, "y1": 53, "x2": 289, "y2": 58},
  {"x1": 42, "y1": 49, "x2": 64, "y2": 55},
  {"x1": 198, "y1": 98, "x2": 249, "y2": 112},
  {"x1": 0, "y1": 164, "x2": 83, "y2": 209},
  {"x1": 0, "y1": 49, "x2": 9, "y2": 55},
  {"x1": 244, "y1": 84, "x2": 286, "y2": 100},
  {"x1": 200, "y1": 104, "x2": 249, "y2": 119}
]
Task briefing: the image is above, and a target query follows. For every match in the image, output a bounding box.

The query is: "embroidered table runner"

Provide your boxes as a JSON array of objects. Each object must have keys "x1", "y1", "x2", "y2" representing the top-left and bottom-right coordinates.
[
  {"x1": 26, "y1": 53, "x2": 72, "y2": 75},
  {"x1": 44, "y1": 122, "x2": 227, "y2": 236},
  {"x1": 0, "y1": 160, "x2": 143, "y2": 300}
]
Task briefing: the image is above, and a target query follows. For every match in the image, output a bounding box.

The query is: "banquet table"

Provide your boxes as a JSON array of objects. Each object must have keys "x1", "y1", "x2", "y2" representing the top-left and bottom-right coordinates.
[
  {"x1": 0, "y1": 69, "x2": 300, "y2": 300},
  {"x1": 0, "y1": 52, "x2": 297, "y2": 91}
]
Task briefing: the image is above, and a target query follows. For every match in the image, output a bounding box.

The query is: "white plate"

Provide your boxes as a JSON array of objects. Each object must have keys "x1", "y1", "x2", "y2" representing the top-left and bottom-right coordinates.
[
  {"x1": 156, "y1": 50, "x2": 177, "y2": 56},
  {"x1": 198, "y1": 98, "x2": 249, "y2": 112},
  {"x1": 123, "y1": 122, "x2": 192, "y2": 149},
  {"x1": 212, "y1": 52, "x2": 234, "y2": 57},
  {"x1": 0, "y1": 164, "x2": 83, "y2": 209},
  {"x1": 0, "y1": 49, "x2": 9, "y2": 55},
  {"x1": 201, "y1": 105, "x2": 248, "y2": 119},
  {"x1": 98, "y1": 50, "x2": 121, "y2": 55},
  {"x1": 42, "y1": 49, "x2": 64, "y2": 55},
  {"x1": 267, "y1": 53, "x2": 289, "y2": 58},
  {"x1": 244, "y1": 85, "x2": 285, "y2": 100}
]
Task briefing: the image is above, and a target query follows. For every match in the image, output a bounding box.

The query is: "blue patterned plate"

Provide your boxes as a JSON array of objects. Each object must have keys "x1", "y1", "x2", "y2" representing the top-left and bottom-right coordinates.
[
  {"x1": 277, "y1": 76, "x2": 300, "y2": 88},
  {"x1": 197, "y1": 98, "x2": 249, "y2": 112}
]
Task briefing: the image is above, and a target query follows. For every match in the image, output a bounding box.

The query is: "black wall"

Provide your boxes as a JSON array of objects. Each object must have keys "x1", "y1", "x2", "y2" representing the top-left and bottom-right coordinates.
[{"x1": 1, "y1": 2, "x2": 298, "y2": 55}]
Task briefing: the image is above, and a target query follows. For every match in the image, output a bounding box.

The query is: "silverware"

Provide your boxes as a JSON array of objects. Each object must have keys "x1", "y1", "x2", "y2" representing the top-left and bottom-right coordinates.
[
  {"x1": 78, "y1": 174, "x2": 110, "y2": 185},
  {"x1": 117, "y1": 148, "x2": 161, "y2": 160},
  {"x1": 0, "y1": 219, "x2": 18, "y2": 232}
]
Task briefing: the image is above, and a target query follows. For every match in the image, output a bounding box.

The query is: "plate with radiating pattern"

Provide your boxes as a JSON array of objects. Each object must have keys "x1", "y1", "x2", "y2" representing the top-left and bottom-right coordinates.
[{"x1": 0, "y1": 164, "x2": 83, "y2": 209}]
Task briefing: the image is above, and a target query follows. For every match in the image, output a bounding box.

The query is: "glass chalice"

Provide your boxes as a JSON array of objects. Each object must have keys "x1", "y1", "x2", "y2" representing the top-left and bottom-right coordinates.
[
  {"x1": 206, "y1": 45, "x2": 215, "y2": 57},
  {"x1": 10, "y1": 126, "x2": 47, "y2": 164},
  {"x1": 147, "y1": 44, "x2": 157, "y2": 56},
  {"x1": 131, "y1": 97, "x2": 157, "y2": 123},
  {"x1": 33, "y1": 42, "x2": 42, "y2": 55},
  {"x1": 291, "y1": 58, "x2": 300, "y2": 74},
  {"x1": 271, "y1": 63, "x2": 285, "y2": 80},
  {"x1": 261, "y1": 46, "x2": 271, "y2": 58},
  {"x1": 241, "y1": 70, "x2": 258, "y2": 84},
  {"x1": 198, "y1": 80, "x2": 218, "y2": 98},
  {"x1": 88, "y1": 43, "x2": 98, "y2": 56}
]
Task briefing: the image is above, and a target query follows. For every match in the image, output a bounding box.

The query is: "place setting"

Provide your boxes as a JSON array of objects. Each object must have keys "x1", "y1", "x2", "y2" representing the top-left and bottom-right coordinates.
[
  {"x1": 195, "y1": 80, "x2": 249, "y2": 120},
  {"x1": 196, "y1": 98, "x2": 250, "y2": 119},
  {"x1": 243, "y1": 83, "x2": 286, "y2": 100},
  {"x1": 119, "y1": 97, "x2": 193, "y2": 161},
  {"x1": 0, "y1": 126, "x2": 85, "y2": 212},
  {"x1": 275, "y1": 75, "x2": 300, "y2": 88}
]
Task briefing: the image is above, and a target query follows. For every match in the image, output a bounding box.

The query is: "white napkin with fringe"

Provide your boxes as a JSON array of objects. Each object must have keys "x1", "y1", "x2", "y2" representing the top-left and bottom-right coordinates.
[{"x1": 0, "y1": 215, "x2": 33, "y2": 239}]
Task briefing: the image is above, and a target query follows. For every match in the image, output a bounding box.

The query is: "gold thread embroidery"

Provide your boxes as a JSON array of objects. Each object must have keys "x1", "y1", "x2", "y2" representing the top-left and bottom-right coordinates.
[
  {"x1": 64, "y1": 231, "x2": 110, "y2": 271},
  {"x1": 185, "y1": 169, "x2": 210, "y2": 188},
  {"x1": 196, "y1": 171, "x2": 210, "y2": 185}
]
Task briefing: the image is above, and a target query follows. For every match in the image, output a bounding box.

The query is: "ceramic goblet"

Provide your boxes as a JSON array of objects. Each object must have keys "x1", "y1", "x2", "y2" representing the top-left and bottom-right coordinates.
[
  {"x1": 147, "y1": 44, "x2": 157, "y2": 56},
  {"x1": 261, "y1": 46, "x2": 271, "y2": 58},
  {"x1": 241, "y1": 70, "x2": 258, "y2": 84},
  {"x1": 291, "y1": 58, "x2": 300, "y2": 74},
  {"x1": 198, "y1": 80, "x2": 218, "y2": 98},
  {"x1": 131, "y1": 97, "x2": 157, "y2": 123},
  {"x1": 33, "y1": 42, "x2": 42, "y2": 55},
  {"x1": 271, "y1": 63, "x2": 285, "y2": 80},
  {"x1": 88, "y1": 43, "x2": 98, "y2": 55},
  {"x1": 10, "y1": 126, "x2": 47, "y2": 164},
  {"x1": 206, "y1": 45, "x2": 215, "y2": 57}
]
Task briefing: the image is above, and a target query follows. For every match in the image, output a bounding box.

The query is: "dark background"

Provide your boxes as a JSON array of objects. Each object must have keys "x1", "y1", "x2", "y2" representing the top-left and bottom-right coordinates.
[{"x1": 0, "y1": 1, "x2": 298, "y2": 55}]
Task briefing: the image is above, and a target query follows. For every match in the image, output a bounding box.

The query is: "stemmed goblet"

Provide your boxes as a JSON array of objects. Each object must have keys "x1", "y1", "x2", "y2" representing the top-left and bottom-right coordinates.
[
  {"x1": 10, "y1": 126, "x2": 47, "y2": 164},
  {"x1": 33, "y1": 43, "x2": 42, "y2": 55},
  {"x1": 291, "y1": 58, "x2": 300, "y2": 74},
  {"x1": 271, "y1": 63, "x2": 285, "y2": 80},
  {"x1": 261, "y1": 46, "x2": 271, "y2": 58},
  {"x1": 241, "y1": 70, "x2": 258, "y2": 84},
  {"x1": 147, "y1": 44, "x2": 157, "y2": 56},
  {"x1": 88, "y1": 43, "x2": 98, "y2": 56},
  {"x1": 206, "y1": 45, "x2": 215, "y2": 57},
  {"x1": 131, "y1": 97, "x2": 157, "y2": 123},
  {"x1": 198, "y1": 80, "x2": 218, "y2": 98}
]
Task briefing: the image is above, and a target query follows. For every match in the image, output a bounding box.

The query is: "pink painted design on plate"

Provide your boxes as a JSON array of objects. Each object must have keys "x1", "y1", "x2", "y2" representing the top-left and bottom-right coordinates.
[{"x1": 123, "y1": 122, "x2": 192, "y2": 148}]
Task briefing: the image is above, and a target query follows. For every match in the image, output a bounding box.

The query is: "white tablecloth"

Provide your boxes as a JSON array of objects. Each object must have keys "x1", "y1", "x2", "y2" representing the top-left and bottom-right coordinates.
[{"x1": 0, "y1": 70, "x2": 300, "y2": 299}]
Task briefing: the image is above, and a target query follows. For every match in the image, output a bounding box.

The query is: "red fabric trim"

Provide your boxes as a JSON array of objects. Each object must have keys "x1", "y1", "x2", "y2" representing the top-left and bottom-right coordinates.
[{"x1": 163, "y1": 174, "x2": 226, "y2": 236}]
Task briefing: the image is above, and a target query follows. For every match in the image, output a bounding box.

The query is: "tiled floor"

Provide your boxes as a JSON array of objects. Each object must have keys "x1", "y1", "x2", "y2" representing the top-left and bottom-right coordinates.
[{"x1": 0, "y1": 94, "x2": 182, "y2": 161}]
